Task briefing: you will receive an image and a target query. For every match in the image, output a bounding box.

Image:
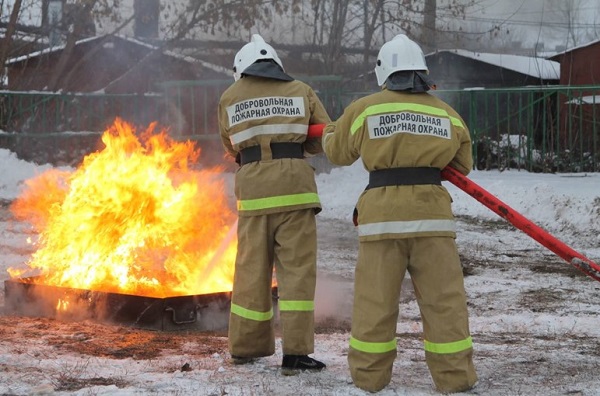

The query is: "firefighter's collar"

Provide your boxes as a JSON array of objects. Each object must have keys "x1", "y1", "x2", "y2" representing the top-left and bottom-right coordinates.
[
  {"x1": 242, "y1": 62, "x2": 294, "y2": 81},
  {"x1": 385, "y1": 71, "x2": 434, "y2": 92}
]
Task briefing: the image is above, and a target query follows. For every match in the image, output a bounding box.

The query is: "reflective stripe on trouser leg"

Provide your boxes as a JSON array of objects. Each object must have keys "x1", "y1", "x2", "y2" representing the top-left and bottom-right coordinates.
[
  {"x1": 272, "y1": 209, "x2": 317, "y2": 355},
  {"x1": 228, "y1": 214, "x2": 276, "y2": 358},
  {"x1": 348, "y1": 239, "x2": 408, "y2": 393},
  {"x1": 408, "y1": 237, "x2": 477, "y2": 393}
]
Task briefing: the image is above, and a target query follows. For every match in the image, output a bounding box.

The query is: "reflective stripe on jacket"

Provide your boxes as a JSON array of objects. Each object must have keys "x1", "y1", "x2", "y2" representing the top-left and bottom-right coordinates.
[{"x1": 323, "y1": 89, "x2": 473, "y2": 241}]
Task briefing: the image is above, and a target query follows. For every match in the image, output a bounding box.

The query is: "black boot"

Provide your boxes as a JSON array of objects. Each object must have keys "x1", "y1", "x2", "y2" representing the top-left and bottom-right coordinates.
[{"x1": 281, "y1": 355, "x2": 326, "y2": 375}]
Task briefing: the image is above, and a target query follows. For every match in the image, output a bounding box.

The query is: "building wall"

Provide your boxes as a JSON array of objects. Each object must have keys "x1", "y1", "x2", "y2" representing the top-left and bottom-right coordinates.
[
  {"x1": 6, "y1": 38, "x2": 203, "y2": 94},
  {"x1": 552, "y1": 43, "x2": 600, "y2": 152},
  {"x1": 4, "y1": 37, "x2": 229, "y2": 145},
  {"x1": 556, "y1": 43, "x2": 600, "y2": 86}
]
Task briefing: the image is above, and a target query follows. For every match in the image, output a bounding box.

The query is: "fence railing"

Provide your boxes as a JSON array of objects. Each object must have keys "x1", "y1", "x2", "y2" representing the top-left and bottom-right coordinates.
[
  {"x1": 0, "y1": 90, "x2": 169, "y2": 165},
  {"x1": 434, "y1": 85, "x2": 600, "y2": 173},
  {"x1": 1, "y1": 83, "x2": 599, "y2": 172}
]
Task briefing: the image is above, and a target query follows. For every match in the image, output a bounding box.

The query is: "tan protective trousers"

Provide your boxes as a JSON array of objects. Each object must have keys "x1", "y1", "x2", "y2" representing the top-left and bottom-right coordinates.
[
  {"x1": 228, "y1": 209, "x2": 317, "y2": 357},
  {"x1": 349, "y1": 237, "x2": 477, "y2": 393}
]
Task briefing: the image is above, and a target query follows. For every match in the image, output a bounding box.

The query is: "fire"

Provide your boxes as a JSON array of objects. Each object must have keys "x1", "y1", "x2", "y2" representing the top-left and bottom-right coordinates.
[{"x1": 9, "y1": 118, "x2": 237, "y2": 297}]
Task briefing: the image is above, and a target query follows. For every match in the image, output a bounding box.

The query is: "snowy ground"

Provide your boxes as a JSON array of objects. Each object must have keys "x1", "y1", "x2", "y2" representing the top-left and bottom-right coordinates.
[{"x1": 1, "y1": 150, "x2": 600, "y2": 395}]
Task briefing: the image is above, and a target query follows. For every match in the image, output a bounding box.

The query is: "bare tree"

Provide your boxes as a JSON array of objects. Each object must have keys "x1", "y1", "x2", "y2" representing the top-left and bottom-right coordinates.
[
  {"x1": 361, "y1": 0, "x2": 385, "y2": 68},
  {"x1": 422, "y1": 0, "x2": 437, "y2": 52},
  {"x1": 547, "y1": 0, "x2": 599, "y2": 50},
  {"x1": 323, "y1": 0, "x2": 349, "y2": 74},
  {"x1": 295, "y1": 0, "x2": 478, "y2": 76},
  {"x1": 0, "y1": 0, "x2": 24, "y2": 77},
  {"x1": 47, "y1": 0, "x2": 98, "y2": 91},
  {"x1": 159, "y1": 0, "x2": 301, "y2": 41},
  {"x1": 4, "y1": 0, "x2": 500, "y2": 92}
]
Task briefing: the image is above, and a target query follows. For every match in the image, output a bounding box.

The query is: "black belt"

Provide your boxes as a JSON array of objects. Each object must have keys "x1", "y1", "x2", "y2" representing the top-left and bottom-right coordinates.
[
  {"x1": 367, "y1": 167, "x2": 441, "y2": 189},
  {"x1": 239, "y1": 143, "x2": 304, "y2": 165}
]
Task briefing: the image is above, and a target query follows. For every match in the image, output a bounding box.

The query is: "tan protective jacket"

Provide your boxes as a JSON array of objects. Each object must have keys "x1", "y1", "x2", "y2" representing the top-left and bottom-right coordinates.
[
  {"x1": 219, "y1": 77, "x2": 331, "y2": 217},
  {"x1": 323, "y1": 89, "x2": 473, "y2": 241}
]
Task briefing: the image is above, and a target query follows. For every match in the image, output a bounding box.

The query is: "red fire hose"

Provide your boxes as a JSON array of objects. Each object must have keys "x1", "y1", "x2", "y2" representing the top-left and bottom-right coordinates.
[{"x1": 308, "y1": 124, "x2": 600, "y2": 282}]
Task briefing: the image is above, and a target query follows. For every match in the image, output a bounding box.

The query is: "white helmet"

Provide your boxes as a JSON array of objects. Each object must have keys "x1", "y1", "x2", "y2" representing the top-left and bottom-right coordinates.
[
  {"x1": 374, "y1": 34, "x2": 428, "y2": 86},
  {"x1": 233, "y1": 34, "x2": 284, "y2": 81}
]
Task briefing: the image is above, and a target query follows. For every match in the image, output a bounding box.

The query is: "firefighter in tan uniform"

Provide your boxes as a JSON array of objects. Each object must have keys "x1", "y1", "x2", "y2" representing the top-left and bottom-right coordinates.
[
  {"x1": 218, "y1": 34, "x2": 330, "y2": 374},
  {"x1": 323, "y1": 34, "x2": 478, "y2": 393}
]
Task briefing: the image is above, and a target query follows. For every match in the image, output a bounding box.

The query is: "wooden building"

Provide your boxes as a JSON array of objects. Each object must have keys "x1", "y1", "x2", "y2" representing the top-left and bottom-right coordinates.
[
  {"x1": 548, "y1": 39, "x2": 600, "y2": 86},
  {"x1": 548, "y1": 40, "x2": 600, "y2": 157},
  {"x1": 2, "y1": 34, "x2": 231, "y2": 166},
  {"x1": 4, "y1": 33, "x2": 231, "y2": 136},
  {"x1": 5, "y1": 34, "x2": 229, "y2": 93}
]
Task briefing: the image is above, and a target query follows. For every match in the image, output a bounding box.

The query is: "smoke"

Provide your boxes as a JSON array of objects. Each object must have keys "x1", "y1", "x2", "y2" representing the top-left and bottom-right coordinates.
[
  {"x1": 313, "y1": 274, "x2": 417, "y2": 330},
  {"x1": 190, "y1": 299, "x2": 231, "y2": 332},
  {"x1": 314, "y1": 275, "x2": 353, "y2": 323}
]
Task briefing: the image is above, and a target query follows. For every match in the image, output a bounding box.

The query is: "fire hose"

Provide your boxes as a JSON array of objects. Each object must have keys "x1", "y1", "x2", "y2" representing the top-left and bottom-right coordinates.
[{"x1": 307, "y1": 124, "x2": 600, "y2": 283}]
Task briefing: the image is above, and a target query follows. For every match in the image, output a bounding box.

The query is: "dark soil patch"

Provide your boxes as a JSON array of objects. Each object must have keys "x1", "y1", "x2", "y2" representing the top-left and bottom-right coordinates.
[
  {"x1": 518, "y1": 288, "x2": 565, "y2": 313},
  {"x1": 0, "y1": 316, "x2": 228, "y2": 360},
  {"x1": 530, "y1": 260, "x2": 589, "y2": 279},
  {"x1": 55, "y1": 376, "x2": 130, "y2": 392}
]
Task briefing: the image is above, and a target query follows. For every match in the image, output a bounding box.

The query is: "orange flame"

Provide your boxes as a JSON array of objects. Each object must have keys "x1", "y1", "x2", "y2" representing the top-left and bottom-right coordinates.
[{"x1": 9, "y1": 118, "x2": 237, "y2": 297}]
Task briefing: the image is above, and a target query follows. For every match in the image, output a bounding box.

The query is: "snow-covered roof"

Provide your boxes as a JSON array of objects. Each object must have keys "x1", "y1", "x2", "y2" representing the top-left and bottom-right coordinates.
[
  {"x1": 428, "y1": 49, "x2": 560, "y2": 80},
  {"x1": 565, "y1": 95, "x2": 600, "y2": 105},
  {"x1": 6, "y1": 34, "x2": 230, "y2": 76},
  {"x1": 0, "y1": 27, "x2": 46, "y2": 44},
  {"x1": 6, "y1": 35, "x2": 98, "y2": 64},
  {"x1": 549, "y1": 38, "x2": 600, "y2": 58}
]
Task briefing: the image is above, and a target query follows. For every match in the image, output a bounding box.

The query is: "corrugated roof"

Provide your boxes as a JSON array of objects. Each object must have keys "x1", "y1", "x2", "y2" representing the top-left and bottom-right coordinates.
[{"x1": 428, "y1": 49, "x2": 560, "y2": 80}]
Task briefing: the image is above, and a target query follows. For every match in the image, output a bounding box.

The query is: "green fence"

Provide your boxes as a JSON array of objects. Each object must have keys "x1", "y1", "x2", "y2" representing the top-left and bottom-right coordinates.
[
  {"x1": 0, "y1": 90, "x2": 167, "y2": 164},
  {"x1": 434, "y1": 86, "x2": 600, "y2": 172},
  {"x1": 1, "y1": 83, "x2": 599, "y2": 172}
]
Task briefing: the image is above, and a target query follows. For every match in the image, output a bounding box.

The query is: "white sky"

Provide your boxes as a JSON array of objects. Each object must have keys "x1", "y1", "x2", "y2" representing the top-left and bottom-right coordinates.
[
  {"x1": 0, "y1": 0, "x2": 42, "y2": 26},
  {"x1": 1, "y1": 147, "x2": 600, "y2": 395},
  {"x1": 447, "y1": 0, "x2": 600, "y2": 50}
]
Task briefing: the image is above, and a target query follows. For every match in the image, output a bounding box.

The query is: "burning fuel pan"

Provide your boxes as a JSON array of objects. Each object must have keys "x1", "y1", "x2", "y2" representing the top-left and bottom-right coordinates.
[{"x1": 4, "y1": 277, "x2": 278, "y2": 332}]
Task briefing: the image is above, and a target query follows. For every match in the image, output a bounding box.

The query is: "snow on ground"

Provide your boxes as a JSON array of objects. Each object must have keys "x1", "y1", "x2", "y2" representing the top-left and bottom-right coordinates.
[{"x1": 1, "y1": 149, "x2": 600, "y2": 395}]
